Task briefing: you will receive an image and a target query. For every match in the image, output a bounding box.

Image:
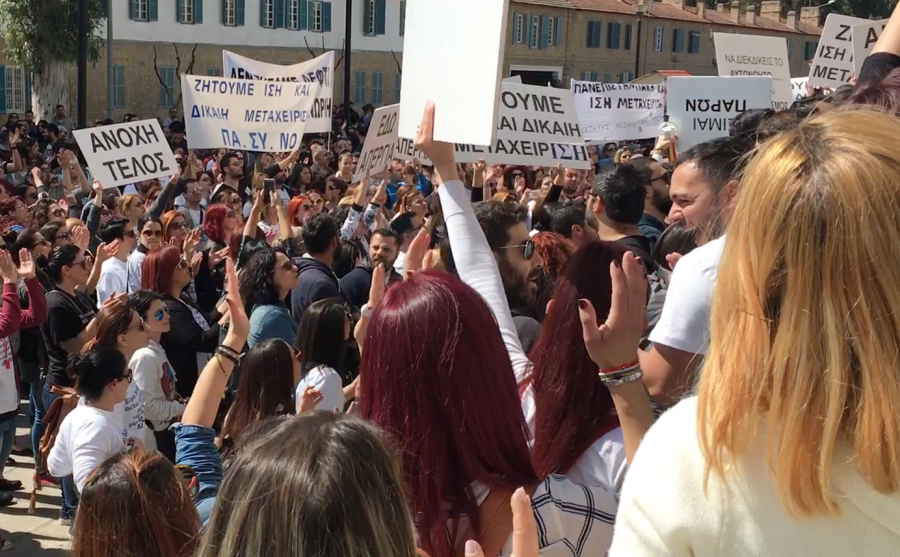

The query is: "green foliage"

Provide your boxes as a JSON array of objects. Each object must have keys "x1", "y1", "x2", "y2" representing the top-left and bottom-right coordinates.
[{"x1": 0, "y1": 0, "x2": 105, "y2": 71}]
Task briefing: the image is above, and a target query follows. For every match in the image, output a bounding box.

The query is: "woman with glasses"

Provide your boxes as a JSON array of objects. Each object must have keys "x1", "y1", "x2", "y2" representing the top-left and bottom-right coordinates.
[
  {"x1": 203, "y1": 204, "x2": 239, "y2": 255},
  {"x1": 126, "y1": 215, "x2": 163, "y2": 294},
  {"x1": 39, "y1": 221, "x2": 73, "y2": 249},
  {"x1": 286, "y1": 195, "x2": 313, "y2": 236},
  {"x1": 161, "y1": 210, "x2": 189, "y2": 247},
  {"x1": 129, "y1": 290, "x2": 184, "y2": 461},
  {"x1": 0, "y1": 197, "x2": 28, "y2": 234},
  {"x1": 294, "y1": 298, "x2": 357, "y2": 413},
  {"x1": 47, "y1": 344, "x2": 138, "y2": 494},
  {"x1": 240, "y1": 247, "x2": 299, "y2": 348},
  {"x1": 27, "y1": 199, "x2": 65, "y2": 231},
  {"x1": 142, "y1": 246, "x2": 223, "y2": 399}
]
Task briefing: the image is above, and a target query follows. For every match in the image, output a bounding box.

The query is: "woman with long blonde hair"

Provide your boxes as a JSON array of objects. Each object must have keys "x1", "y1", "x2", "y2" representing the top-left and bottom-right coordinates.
[{"x1": 609, "y1": 108, "x2": 900, "y2": 555}]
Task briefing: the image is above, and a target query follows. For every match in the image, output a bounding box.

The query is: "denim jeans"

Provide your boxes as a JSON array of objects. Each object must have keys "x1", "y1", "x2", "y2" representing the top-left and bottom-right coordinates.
[
  {"x1": 0, "y1": 417, "x2": 14, "y2": 479},
  {"x1": 36, "y1": 382, "x2": 78, "y2": 515},
  {"x1": 26, "y1": 378, "x2": 42, "y2": 427},
  {"x1": 175, "y1": 424, "x2": 222, "y2": 527}
]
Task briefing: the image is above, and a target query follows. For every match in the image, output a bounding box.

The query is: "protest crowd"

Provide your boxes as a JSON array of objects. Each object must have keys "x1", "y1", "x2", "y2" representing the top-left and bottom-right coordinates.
[{"x1": 3, "y1": 1, "x2": 900, "y2": 556}]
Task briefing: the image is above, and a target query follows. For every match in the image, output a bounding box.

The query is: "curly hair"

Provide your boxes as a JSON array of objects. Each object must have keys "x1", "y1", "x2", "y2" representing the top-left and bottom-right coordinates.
[
  {"x1": 28, "y1": 199, "x2": 58, "y2": 231},
  {"x1": 238, "y1": 246, "x2": 284, "y2": 314}
]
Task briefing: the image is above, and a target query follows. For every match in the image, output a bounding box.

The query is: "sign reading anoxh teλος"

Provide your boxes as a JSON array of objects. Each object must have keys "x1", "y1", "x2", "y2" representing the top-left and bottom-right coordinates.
[{"x1": 73, "y1": 119, "x2": 177, "y2": 189}]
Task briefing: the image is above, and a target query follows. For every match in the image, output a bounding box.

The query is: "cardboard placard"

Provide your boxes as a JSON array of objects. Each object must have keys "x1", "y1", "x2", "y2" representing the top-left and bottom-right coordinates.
[
  {"x1": 222, "y1": 50, "x2": 334, "y2": 134},
  {"x1": 852, "y1": 19, "x2": 889, "y2": 76},
  {"x1": 666, "y1": 76, "x2": 772, "y2": 151},
  {"x1": 714, "y1": 33, "x2": 792, "y2": 110},
  {"x1": 791, "y1": 77, "x2": 810, "y2": 101},
  {"x1": 398, "y1": 0, "x2": 509, "y2": 146},
  {"x1": 73, "y1": 119, "x2": 177, "y2": 188},
  {"x1": 809, "y1": 13, "x2": 869, "y2": 89},
  {"x1": 570, "y1": 81, "x2": 665, "y2": 142},
  {"x1": 181, "y1": 75, "x2": 320, "y2": 152},
  {"x1": 354, "y1": 104, "x2": 402, "y2": 182}
]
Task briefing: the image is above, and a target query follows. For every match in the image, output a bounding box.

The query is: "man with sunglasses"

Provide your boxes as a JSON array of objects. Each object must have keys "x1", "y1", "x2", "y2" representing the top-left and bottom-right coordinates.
[
  {"x1": 470, "y1": 202, "x2": 544, "y2": 353},
  {"x1": 96, "y1": 217, "x2": 137, "y2": 306},
  {"x1": 629, "y1": 158, "x2": 672, "y2": 247}
]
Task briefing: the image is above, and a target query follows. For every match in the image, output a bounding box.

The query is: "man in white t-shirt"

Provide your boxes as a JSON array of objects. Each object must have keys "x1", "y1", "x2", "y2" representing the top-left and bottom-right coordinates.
[
  {"x1": 96, "y1": 217, "x2": 137, "y2": 306},
  {"x1": 640, "y1": 135, "x2": 753, "y2": 406}
]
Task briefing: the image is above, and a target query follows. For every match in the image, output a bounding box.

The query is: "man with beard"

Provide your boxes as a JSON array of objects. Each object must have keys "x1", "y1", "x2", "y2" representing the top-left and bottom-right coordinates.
[
  {"x1": 212, "y1": 151, "x2": 243, "y2": 199},
  {"x1": 561, "y1": 168, "x2": 583, "y2": 200},
  {"x1": 629, "y1": 158, "x2": 672, "y2": 246},
  {"x1": 291, "y1": 212, "x2": 342, "y2": 319},
  {"x1": 471, "y1": 201, "x2": 544, "y2": 352},
  {"x1": 340, "y1": 229, "x2": 402, "y2": 310}
]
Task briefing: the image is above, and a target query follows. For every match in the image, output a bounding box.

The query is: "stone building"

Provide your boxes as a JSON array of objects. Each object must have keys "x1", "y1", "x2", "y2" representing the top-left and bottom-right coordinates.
[{"x1": 0, "y1": 0, "x2": 821, "y2": 123}]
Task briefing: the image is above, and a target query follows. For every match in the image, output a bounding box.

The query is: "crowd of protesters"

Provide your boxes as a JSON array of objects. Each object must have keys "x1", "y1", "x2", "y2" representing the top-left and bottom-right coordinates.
[{"x1": 1, "y1": 5, "x2": 900, "y2": 556}]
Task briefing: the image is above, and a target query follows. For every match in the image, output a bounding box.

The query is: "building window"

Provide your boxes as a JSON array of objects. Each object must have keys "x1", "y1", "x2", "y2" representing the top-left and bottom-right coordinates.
[
  {"x1": 625, "y1": 24, "x2": 632, "y2": 50},
  {"x1": 311, "y1": 1, "x2": 322, "y2": 30},
  {"x1": 513, "y1": 13, "x2": 524, "y2": 44},
  {"x1": 607, "y1": 22, "x2": 620, "y2": 49},
  {"x1": 586, "y1": 20, "x2": 601, "y2": 49},
  {"x1": 654, "y1": 26, "x2": 663, "y2": 51},
  {"x1": 289, "y1": 0, "x2": 299, "y2": 29},
  {"x1": 363, "y1": 0, "x2": 385, "y2": 36},
  {"x1": 400, "y1": 0, "x2": 406, "y2": 36},
  {"x1": 618, "y1": 71, "x2": 633, "y2": 83},
  {"x1": 130, "y1": 0, "x2": 159, "y2": 21},
  {"x1": 603, "y1": 72, "x2": 612, "y2": 82},
  {"x1": 672, "y1": 28, "x2": 684, "y2": 53},
  {"x1": 353, "y1": 70, "x2": 366, "y2": 105},
  {"x1": 180, "y1": 0, "x2": 192, "y2": 23},
  {"x1": 206, "y1": 66, "x2": 221, "y2": 76},
  {"x1": 158, "y1": 66, "x2": 175, "y2": 109},
  {"x1": 579, "y1": 71, "x2": 599, "y2": 82},
  {"x1": 112, "y1": 65, "x2": 126, "y2": 109},
  {"x1": 136, "y1": 0, "x2": 149, "y2": 20},
  {"x1": 530, "y1": 15, "x2": 540, "y2": 48},
  {"x1": 223, "y1": 0, "x2": 244, "y2": 26},
  {"x1": 371, "y1": 71, "x2": 383, "y2": 105},
  {"x1": 3, "y1": 66, "x2": 26, "y2": 113},
  {"x1": 688, "y1": 30, "x2": 700, "y2": 54},
  {"x1": 804, "y1": 40, "x2": 817, "y2": 61},
  {"x1": 262, "y1": 0, "x2": 274, "y2": 27},
  {"x1": 547, "y1": 17, "x2": 555, "y2": 46},
  {"x1": 787, "y1": 38, "x2": 793, "y2": 59},
  {"x1": 394, "y1": 72, "x2": 401, "y2": 102}
]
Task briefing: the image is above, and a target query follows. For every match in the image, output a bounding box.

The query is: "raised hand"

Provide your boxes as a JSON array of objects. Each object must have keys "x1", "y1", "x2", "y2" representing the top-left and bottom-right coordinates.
[
  {"x1": 191, "y1": 252, "x2": 203, "y2": 276},
  {"x1": 465, "y1": 488, "x2": 539, "y2": 557},
  {"x1": 577, "y1": 251, "x2": 647, "y2": 370},
  {"x1": 16, "y1": 249, "x2": 35, "y2": 280},
  {"x1": 102, "y1": 292, "x2": 129, "y2": 309},
  {"x1": 403, "y1": 227, "x2": 432, "y2": 280},
  {"x1": 413, "y1": 101, "x2": 456, "y2": 177},
  {"x1": 223, "y1": 257, "x2": 249, "y2": 342},
  {"x1": 354, "y1": 263, "x2": 385, "y2": 351},
  {"x1": 183, "y1": 228, "x2": 201, "y2": 257},
  {"x1": 297, "y1": 385, "x2": 324, "y2": 413},
  {"x1": 0, "y1": 250, "x2": 17, "y2": 284},
  {"x1": 208, "y1": 247, "x2": 229, "y2": 269},
  {"x1": 95, "y1": 240, "x2": 121, "y2": 266}
]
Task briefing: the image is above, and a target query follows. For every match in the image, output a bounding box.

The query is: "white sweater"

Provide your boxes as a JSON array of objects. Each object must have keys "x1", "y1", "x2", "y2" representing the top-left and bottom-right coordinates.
[
  {"x1": 131, "y1": 340, "x2": 185, "y2": 432},
  {"x1": 610, "y1": 396, "x2": 900, "y2": 557},
  {"x1": 47, "y1": 405, "x2": 126, "y2": 493}
]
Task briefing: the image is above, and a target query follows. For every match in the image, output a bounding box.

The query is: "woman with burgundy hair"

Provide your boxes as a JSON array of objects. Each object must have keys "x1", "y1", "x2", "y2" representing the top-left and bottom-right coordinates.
[
  {"x1": 202, "y1": 203, "x2": 239, "y2": 253},
  {"x1": 141, "y1": 246, "x2": 223, "y2": 398},
  {"x1": 359, "y1": 104, "x2": 637, "y2": 557}
]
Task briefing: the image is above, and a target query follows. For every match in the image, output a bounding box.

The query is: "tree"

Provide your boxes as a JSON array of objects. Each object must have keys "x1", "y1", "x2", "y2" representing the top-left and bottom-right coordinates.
[
  {"x1": 0, "y1": 0, "x2": 105, "y2": 120},
  {"x1": 152, "y1": 43, "x2": 198, "y2": 109}
]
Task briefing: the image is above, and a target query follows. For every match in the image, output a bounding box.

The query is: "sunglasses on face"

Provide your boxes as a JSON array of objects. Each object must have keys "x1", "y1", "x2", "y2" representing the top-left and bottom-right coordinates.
[
  {"x1": 499, "y1": 238, "x2": 535, "y2": 261},
  {"x1": 170, "y1": 221, "x2": 186, "y2": 230},
  {"x1": 154, "y1": 307, "x2": 169, "y2": 322},
  {"x1": 119, "y1": 370, "x2": 134, "y2": 383},
  {"x1": 69, "y1": 259, "x2": 88, "y2": 270},
  {"x1": 51, "y1": 209, "x2": 65, "y2": 217},
  {"x1": 313, "y1": 199, "x2": 324, "y2": 205},
  {"x1": 55, "y1": 231, "x2": 71, "y2": 241},
  {"x1": 226, "y1": 211, "x2": 236, "y2": 218},
  {"x1": 300, "y1": 204, "x2": 312, "y2": 211},
  {"x1": 650, "y1": 171, "x2": 672, "y2": 186},
  {"x1": 142, "y1": 229, "x2": 163, "y2": 237},
  {"x1": 126, "y1": 319, "x2": 145, "y2": 334},
  {"x1": 123, "y1": 230, "x2": 136, "y2": 239}
]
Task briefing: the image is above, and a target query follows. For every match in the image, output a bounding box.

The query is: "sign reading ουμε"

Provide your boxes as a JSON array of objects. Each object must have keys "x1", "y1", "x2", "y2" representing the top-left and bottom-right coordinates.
[
  {"x1": 713, "y1": 33, "x2": 792, "y2": 110},
  {"x1": 665, "y1": 76, "x2": 772, "y2": 151},
  {"x1": 181, "y1": 75, "x2": 320, "y2": 153},
  {"x1": 72, "y1": 119, "x2": 177, "y2": 189},
  {"x1": 808, "y1": 13, "x2": 869, "y2": 89},
  {"x1": 851, "y1": 19, "x2": 889, "y2": 77},
  {"x1": 570, "y1": 81, "x2": 665, "y2": 142}
]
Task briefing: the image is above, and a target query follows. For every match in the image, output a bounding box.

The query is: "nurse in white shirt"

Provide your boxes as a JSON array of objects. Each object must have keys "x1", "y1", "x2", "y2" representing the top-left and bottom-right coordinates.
[
  {"x1": 126, "y1": 216, "x2": 163, "y2": 294},
  {"x1": 294, "y1": 298, "x2": 358, "y2": 413},
  {"x1": 95, "y1": 216, "x2": 137, "y2": 306},
  {"x1": 48, "y1": 345, "x2": 138, "y2": 493}
]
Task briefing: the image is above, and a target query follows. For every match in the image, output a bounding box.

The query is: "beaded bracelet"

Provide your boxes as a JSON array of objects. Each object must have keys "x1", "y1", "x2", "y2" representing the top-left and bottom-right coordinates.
[
  {"x1": 599, "y1": 360, "x2": 640, "y2": 375},
  {"x1": 601, "y1": 369, "x2": 644, "y2": 388},
  {"x1": 599, "y1": 363, "x2": 641, "y2": 381}
]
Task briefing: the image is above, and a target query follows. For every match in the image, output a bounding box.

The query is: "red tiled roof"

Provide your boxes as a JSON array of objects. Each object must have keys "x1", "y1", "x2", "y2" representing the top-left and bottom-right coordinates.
[
  {"x1": 646, "y1": 2, "x2": 708, "y2": 22},
  {"x1": 567, "y1": 0, "x2": 634, "y2": 15},
  {"x1": 514, "y1": 0, "x2": 577, "y2": 8},
  {"x1": 795, "y1": 21, "x2": 822, "y2": 36},
  {"x1": 657, "y1": 69, "x2": 692, "y2": 76}
]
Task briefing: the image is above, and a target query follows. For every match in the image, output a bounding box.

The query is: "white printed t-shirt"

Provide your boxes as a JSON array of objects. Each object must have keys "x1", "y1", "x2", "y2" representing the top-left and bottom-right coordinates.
[
  {"x1": 48, "y1": 405, "x2": 126, "y2": 493},
  {"x1": 647, "y1": 236, "x2": 726, "y2": 356},
  {"x1": 295, "y1": 365, "x2": 344, "y2": 413}
]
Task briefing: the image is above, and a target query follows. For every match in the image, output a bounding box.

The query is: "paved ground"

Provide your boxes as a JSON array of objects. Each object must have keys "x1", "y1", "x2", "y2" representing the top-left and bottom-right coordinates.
[{"x1": 2, "y1": 401, "x2": 71, "y2": 555}]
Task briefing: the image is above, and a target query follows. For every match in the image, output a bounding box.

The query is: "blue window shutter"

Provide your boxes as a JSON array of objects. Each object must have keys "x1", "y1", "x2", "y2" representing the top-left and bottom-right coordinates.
[
  {"x1": 275, "y1": 0, "x2": 285, "y2": 27},
  {"x1": 129, "y1": 0, "x2": 136, "y2": 19},
  {"x1": 399, "y1": 0, "x2": 405, "y2": 35},
  {"x1": 679, "y1": 29, "x2": 684, "y2": 52},
  {"x1": 513, "y1": 12, "x2": 520, "y2": 44},
  {"x1": 148, "y1": 0, "x2": 158, "y2": 20},
  {"x1": 527, "y1": 14, "x2": 534, "y2": 48},
  {"x1": 177, "y1": 0, "x2": 183, "y2": 22},
  {"x1": 540, "y1": 15, "x2": 550, "y2": 49},
  {"x1": 555, "y1": 16, "x2": 562, "y2": 46},
  {"x1": 606, "y1": 22, "x2": 612, "y2": 48},
  {"x1": 260, "y1": 0, "x2": 266, "y2": 26},
  {"x1": 362, "y1": 0, "x2": 370, "y2": 33},
  {"x1": 375, "y1": 0, "x2": 385, "y2": 35},
  {"x1": 236, "y1": 0, "x2": 245, "y2": 24},
  {"x1": 625, "y1": 24, "x2": 632, "y2": 49},
  {"x1": 195, "y1": 0, "x2": 203, "y2": 22},
  {"x1": 300, "y1": 0, "x2": 308, "y2": 29},
  {"x1": 220, "y1": 0, "x2": 225, "y2": 24},
  {"x1": 591, "y1": 71, "x2": 598, "y2": 81},
  {"x1": 585, "y1": 20, "x2": 592, "y2": 47},
  {"x1": 322, "y1": 2, "x2": 331, "y2": 31},
  {"x1": 0, "y1": 66, "x2": 6, "y2": 114},
  {"x1": 595, "y1": 21, "x2": 602, "y2": 48},
  {"x1": 787, "y1": 38, "x2": 793, "y2": 59}
]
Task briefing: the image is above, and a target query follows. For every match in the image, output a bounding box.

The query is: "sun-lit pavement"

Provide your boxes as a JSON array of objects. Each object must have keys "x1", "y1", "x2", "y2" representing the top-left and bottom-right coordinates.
[{"x1": 1, "y1": 402, "x2": 71, "y2": 555}]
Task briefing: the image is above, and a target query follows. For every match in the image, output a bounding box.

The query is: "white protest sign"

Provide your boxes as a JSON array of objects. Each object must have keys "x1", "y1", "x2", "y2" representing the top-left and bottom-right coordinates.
[
  {"x1": 452, "y1": 82, "x2": 590, "y2": 169},
  {"x1": 354, "y1": 104, "x2": 402, "y2": 182},
  {"x1": 791, "y1": 77, "x2": 809, "y2": 101},
  {"x1": 181, "y1": 75, "x2": 319, "y2": 152},
  {"x1": 852, "y1": 19, "x2": 888, "y2": 76},
  {"x1": 570, "y1": 81, "x2": 664, "y2": 142},
  {"x1": 398, "y1": 0, "x2": 508, "y2": 146},
  {"x1": 809, "y1": 13, "x2": 868, "y2": 88},
  {"x1": 503, "y1": 75, "x2": 523, "y2": 84},
  {"x1": 666, "y1": 76, "x2": 771, "y2": 151},
  {"x1": 714, "y1": 33, "x2": 792, "y2": 110},
  {"x1": 222, "y1": 50, "x2": 334, "y2": 134},
  {"x1": 73, "y1": 119, "x2": 177, "y2": 189}
]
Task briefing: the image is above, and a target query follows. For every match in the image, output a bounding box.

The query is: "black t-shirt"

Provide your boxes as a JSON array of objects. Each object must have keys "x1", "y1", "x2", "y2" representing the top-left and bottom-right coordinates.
[
  {"x1": 615, "y1": 235, "x2": 656, "y2": 275},
  {"x1": 41, "y1": 289, "x2": 97, "y2": 387}
]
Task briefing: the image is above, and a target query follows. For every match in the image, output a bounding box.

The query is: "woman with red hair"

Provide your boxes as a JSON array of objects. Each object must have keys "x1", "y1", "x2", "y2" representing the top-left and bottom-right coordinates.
[
  {"x1": 359, "y1": 104, "x2": 635, "y2": 557},
  {"x1": 202, "y1": 203, "x2": 239, "y2": 253},
  {"x1": 286, "y1": 195, "x2": 312, "y2": 236},
  {"x1": 142, "y1": 246, "x2": 222, "y2": 398}
]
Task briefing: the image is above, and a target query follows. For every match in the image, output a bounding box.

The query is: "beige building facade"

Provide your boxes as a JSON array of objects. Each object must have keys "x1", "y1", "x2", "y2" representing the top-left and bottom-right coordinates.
[{"x1": 0, "y1": 0, "x2": 821, "y2": 123}]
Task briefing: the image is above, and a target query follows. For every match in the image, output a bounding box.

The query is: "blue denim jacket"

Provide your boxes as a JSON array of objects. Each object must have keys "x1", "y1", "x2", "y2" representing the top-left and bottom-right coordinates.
[{"x1": 175, "y1": 423, "x2": 222, "y2": 527}]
